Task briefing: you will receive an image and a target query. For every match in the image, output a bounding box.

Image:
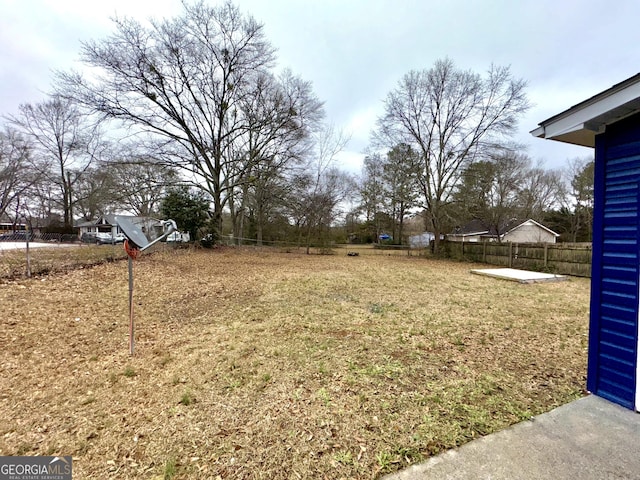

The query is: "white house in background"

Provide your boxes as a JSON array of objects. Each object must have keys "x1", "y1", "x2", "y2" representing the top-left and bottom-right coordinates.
[
  {"x1": 447, "y1": 219, "x2": 560, "y2": 244},
  {"x1": 76, "y1": 215, "x2": 164, "y2": 240}
]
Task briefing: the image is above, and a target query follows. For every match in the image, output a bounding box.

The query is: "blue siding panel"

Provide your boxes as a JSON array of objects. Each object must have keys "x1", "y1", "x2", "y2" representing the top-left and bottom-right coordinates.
[
  {"x1": 599, "y1": 353, "x2": 635, "y2": 373},
  {"x1": 601, "y1": 278, "x2": 637, "y2": 292},
  {"x1": 598, "y1": 390, "x2": 635, "y2": 410},
  {"x1": 600, "y1": 317, "x2": 637, "y2": 337},
  {"x1": 600, "y1": 329, "x2": 637, "y2": 351},
  {"x1": 597, "y1": 379, "x2": 635, "y2": 409},
  {"x1": 601, "y1": 292, "x2": 637, "y2": 309},
  {"x1": 601, "y1": 264, "x2": 636, "y2": 280},
  {"x1": 588, "y1": 114, "x2": 640, "y2": 410},
  {"x1": 598, "y1": 367, "x2": 635, "y2": 392}
]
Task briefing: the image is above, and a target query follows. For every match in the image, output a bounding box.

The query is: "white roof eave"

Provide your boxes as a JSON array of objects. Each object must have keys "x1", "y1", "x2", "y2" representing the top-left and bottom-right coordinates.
[{"x1": 531, "y1": 74, "x2": 640, "y2": 147}]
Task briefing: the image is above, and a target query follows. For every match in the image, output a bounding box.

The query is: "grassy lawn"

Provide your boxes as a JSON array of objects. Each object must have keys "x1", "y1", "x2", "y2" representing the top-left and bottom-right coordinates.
[
  {"x1": 0, "y1": 248, "x2": 590, "y2": 479},
  {"x1": 0, "y1": 243, "x2": 128, "y2": 278}
]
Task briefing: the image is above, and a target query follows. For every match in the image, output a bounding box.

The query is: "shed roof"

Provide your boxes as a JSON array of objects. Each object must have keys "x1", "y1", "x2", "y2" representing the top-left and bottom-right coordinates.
[
  {"x1": 531, "y1": 73, "x2": 640, "y2": 147},
  {"x1": 505, "y1": 219, "x2": 560, "y2": 238},
  {"x1": 450, "y1": 218, "x2": 490, "y2": 236}
]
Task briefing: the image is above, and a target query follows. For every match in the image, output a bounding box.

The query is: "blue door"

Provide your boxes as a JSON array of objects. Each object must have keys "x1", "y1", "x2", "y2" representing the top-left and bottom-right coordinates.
[{"x1": 588, "y1": 114, "x2": 640, "y2": 410}]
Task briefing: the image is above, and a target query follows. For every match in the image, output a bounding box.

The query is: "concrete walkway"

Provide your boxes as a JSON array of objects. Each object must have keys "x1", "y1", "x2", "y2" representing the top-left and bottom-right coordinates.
[{"x1": 384, "y1": 395, "x2": 640, "y2": 480}]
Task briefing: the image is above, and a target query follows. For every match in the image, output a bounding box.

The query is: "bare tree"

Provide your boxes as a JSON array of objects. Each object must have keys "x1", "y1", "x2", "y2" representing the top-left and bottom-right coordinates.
[
  {"x1": 73, "y1": 165, "x2": 117, "y2": 220},
  {"x1": 290, "y1": 124, "x2": 351, "y2": 253},
  {"x1": 0, "y1": 127, "x2": 36, "y2": 221},
  {"x1": 109, "y1": 158, "x2": 180, "y2": 216},
  {"x1": 383, "y1": 144, "x2": 420, "y2": 243},
  {"x1": 225, "y1": 69, "x2": 324, "y2": 243},
  {"x1": 359, "y1": 153, "x2": 386, "y2": 241},
  {"x1": 518, "y1": 160, "x2": 565, "y2": 221},
  {"x1": 7, "y1": 95, "x2": 102, "y2": 229},
  {"x1": 57, "y1": 1, "x2": 277, "y2": 236},
  {"x1": 374, "y1": 58, "x2": 530, "y2": 252},
  {"x1": 454, "y1": 150, "x2": 529, "y2": 239},
  {"x1": 298, "y1": 167, "x2": 354, "y2": 253},
  {"x1": 27, "y1": 181, "x2": 59, "y2": 228}
]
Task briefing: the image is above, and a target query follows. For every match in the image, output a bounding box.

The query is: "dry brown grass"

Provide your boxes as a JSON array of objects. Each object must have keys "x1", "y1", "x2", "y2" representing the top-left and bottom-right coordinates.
[
  {"x1": 0, "y1": 248, "x2": 590, "y2": 479},
  {"x1": 0, "y1": 243, "x2": 128, "y2": 278}
]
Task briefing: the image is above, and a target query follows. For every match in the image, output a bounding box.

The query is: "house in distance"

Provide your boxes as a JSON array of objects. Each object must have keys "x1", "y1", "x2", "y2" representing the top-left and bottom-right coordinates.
[{"x1": 447, "y1": 218, "x2": 559, "y2": 243}]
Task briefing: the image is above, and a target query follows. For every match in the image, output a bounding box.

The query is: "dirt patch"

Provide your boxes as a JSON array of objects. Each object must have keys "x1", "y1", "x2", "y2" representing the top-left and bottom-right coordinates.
[{"x1": 0, "y1": 249, "x2": 590, "y2": 478}]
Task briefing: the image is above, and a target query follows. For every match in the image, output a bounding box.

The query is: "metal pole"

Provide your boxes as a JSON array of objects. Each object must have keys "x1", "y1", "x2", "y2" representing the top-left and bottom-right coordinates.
[
  {"x1": 25, "y1": 227, "x2": 31, "y2": 278},
  {"x1": 128, "y1": 256, "x2": 134, "y2": 355}
]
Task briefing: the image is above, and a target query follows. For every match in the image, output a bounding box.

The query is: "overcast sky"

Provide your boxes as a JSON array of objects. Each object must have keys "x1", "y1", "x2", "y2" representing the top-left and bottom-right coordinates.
[{"x1": 2, "y1": 0, "x2": 640, "y2": 173}]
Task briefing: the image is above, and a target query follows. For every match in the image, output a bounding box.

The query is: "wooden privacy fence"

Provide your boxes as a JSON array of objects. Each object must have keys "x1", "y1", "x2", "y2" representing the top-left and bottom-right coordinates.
[{"x1": 443, "y1": 241, "x2": 592, "y2": 277}]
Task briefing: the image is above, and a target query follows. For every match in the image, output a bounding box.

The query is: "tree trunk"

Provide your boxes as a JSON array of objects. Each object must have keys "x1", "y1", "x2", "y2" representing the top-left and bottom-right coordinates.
[
  {"x1": 432, "y1": 227, "x2": 441, "y2": 254},
  {"x1": 398, "y1": 202, "x2": 405, "y2": 244},
  {"x1": 256, "y1": 220, "x2": 263, "y2": 246},
  {"x1": 305, "y1": 222, "x2": 313, "y2": 255},
  {"x1": 427, "y1": 209, "x2": 442, "y2": 254},
  {"x1": 256, "y1": 198, "x2": 264, "y2": 246},
  {"x1": 212, "y1": 209, "x2": 222, "y2": 242},
  {"x1": 237, "y1": 213, "x2": 245, "y2": 245},
  {"x1": 62, "y1": 176, "x2": 71, "y2": 228}
]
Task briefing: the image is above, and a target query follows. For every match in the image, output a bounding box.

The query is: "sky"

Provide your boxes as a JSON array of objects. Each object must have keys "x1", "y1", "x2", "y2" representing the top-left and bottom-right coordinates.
[{"x1": 2, "y1": 0, "x2": 640, "y2": 174}]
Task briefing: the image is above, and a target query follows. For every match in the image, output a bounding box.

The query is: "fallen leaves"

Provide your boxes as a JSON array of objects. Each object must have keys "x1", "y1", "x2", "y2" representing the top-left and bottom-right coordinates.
[{"x1": 0, "y1": 248, "x2": 590, "y2": 478}]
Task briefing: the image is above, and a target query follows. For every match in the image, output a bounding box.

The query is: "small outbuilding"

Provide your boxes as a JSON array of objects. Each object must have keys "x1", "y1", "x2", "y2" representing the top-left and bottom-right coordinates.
[{"x1": 532, "y1": 73, "x2": 640, "y2": 410}]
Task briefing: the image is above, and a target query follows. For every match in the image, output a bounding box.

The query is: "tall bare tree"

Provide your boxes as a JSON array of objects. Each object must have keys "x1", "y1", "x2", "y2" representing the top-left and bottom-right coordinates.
[
  {"x1": 7, "y1": 95, "x2": 102, "y2": 229},
  {"x1": 290, "y1": 124, "x2": 351, "y2": 253},
  {"x1": 225, "y1": 69, "x2": 324, "y2": 243},
  {"x1": 0, "y1": 127, "x2": 36, "y2": 221},
  {"x1": 374, "y1": 58, "x2": 530, "y2": 252},
  {"x1": 57, "y1": 1, "x2": 277, "y2": 236}
]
